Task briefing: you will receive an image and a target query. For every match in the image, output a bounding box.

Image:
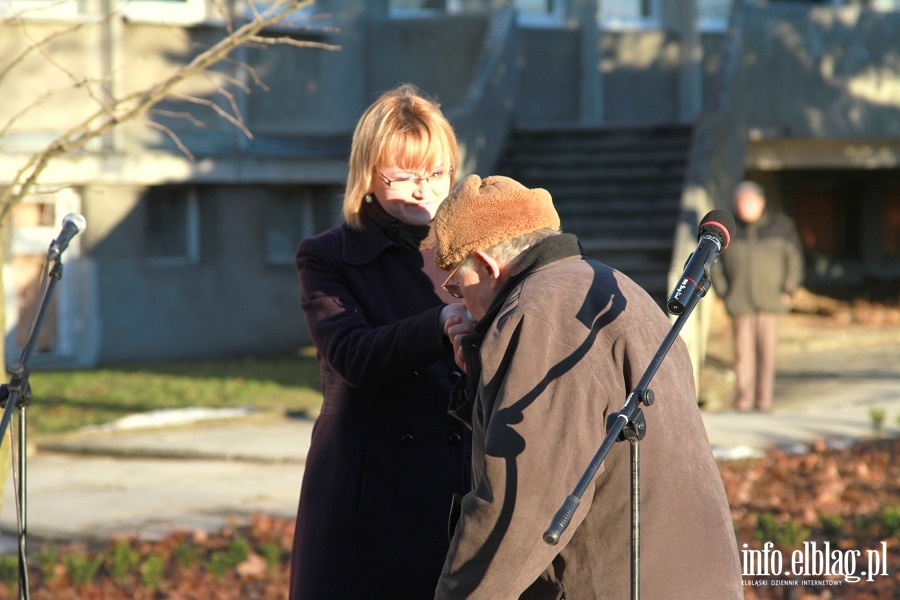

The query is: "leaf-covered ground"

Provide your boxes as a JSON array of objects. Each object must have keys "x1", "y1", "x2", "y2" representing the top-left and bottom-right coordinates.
[
  {"x1": 4, "y1": 291, "x2": 897, "y2": 598},
  {"x1": 0, "y1": 515, "x2": 294, "y2": 599},
  {"x1": 724, "y1": 436, "x2": 900, "y2": 599},
  {"x1": 1, "y1": 437, "x2": 896, "y2": 599}
]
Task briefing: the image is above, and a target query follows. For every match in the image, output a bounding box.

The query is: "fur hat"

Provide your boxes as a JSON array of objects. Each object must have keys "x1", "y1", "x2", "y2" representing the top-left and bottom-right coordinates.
[{"x1": 434, "y1": 174, "x2": 561, "y2": 269}]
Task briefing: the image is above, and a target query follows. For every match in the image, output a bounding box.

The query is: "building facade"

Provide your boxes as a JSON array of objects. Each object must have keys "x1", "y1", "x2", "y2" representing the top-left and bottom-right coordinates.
[{"x1": 1, "y1": 0, "x2": 899, "y2": 367}]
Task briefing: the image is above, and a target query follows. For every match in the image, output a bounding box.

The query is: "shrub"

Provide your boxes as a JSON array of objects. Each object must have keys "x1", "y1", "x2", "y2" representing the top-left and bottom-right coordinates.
[
  {"x1": 881, "y1": 505, "x2": 900, "y2": 539},
  {"x1": 820, "y1": 514, "x2": 845, "y2": 544},
  {"x1": 140, "y1": 554, "x2": 166, "y2": 590},
  {"x1": 63, "y1": 550, "x2": 103, "y2": 586},
  {"x1": 0, "y1": 555, "x2": 19, "y2": 590},
  {"x1": 108, "y1": 538, "x2": 140, "y2": 583}
]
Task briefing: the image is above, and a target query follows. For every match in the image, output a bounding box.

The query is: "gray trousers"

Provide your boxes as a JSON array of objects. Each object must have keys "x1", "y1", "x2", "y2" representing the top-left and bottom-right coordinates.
[{"x1": 733, "y1": 312, "x2": 779, "y2": 411}]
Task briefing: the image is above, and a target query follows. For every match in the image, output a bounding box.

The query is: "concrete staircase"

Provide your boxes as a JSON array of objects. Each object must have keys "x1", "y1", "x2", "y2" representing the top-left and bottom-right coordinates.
[{"x1": 494, "y1": 125, "x2": 692, "y2": 303}]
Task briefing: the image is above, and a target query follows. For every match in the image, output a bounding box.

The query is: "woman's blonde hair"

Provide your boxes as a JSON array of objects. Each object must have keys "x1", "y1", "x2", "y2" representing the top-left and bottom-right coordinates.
[{"x1": 343, "y1": 84, "x2": 459, "y2": 229}]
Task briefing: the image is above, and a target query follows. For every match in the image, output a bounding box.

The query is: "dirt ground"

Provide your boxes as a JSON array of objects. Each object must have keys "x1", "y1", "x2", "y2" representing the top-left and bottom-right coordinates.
[{"x1": 699, "y1": 288, "x2": 900, "y2": 411}]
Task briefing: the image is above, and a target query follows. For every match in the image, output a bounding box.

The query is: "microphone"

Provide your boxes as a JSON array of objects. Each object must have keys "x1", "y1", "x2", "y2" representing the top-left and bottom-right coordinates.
[
  {"x1": 48, "y1": 213, "x2": 87, "y2": 260},
  {"x1": 666, "y1": 209, "x2": 735, "y2": 315}
]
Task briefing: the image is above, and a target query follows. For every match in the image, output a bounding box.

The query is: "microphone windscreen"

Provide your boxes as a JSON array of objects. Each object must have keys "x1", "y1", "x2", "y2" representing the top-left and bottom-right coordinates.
[
  {"x1": 63, "y1": 213, "x2": 87, "y2": 233},
  {"x1": 699, "y1": 209, "x2": 735, "y2": 249}
]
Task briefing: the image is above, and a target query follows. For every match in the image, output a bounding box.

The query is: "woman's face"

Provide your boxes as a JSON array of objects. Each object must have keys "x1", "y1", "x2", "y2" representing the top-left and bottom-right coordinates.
[{"x1": 370, "y1": 164, "x2": 453, "y2": 226}]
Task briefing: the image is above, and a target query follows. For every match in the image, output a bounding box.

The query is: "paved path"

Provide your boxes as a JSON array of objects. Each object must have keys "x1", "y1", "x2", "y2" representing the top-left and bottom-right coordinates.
[
  {"x1": 705, "y1": 344, "x2": 900, "y2": 458},
  {"x1": 0, "y1": 415, "x2": 313, "y2": 549},
  {"x1": 0, "y1": 342, "x2": 898, "y2": 548}
]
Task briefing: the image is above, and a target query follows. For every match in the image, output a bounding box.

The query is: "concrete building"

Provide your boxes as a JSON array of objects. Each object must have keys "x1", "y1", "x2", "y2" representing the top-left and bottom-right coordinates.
[{"x1": 1, "y1": 0, "x2": 899, "y2": 369}]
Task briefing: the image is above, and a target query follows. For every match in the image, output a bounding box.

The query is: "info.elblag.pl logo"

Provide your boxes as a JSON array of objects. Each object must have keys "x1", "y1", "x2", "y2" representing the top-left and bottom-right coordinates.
[{"x1": 742, "y1": 541, "x2": 891, "y2": 585}]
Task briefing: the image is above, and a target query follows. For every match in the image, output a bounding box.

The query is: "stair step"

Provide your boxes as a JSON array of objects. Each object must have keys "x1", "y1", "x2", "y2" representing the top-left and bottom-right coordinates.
[
  {"x1": 509, "y1": 168, "x2": 686, "y2": 183},
  {"x1": 503, "y1": 147, "x2": 690, "y2": 161},
  {"x1": 507, "y1": 125, "x2": 692, "y2": 143},
  {"x1": 554, "y1": 197, "x2": 678, "y2": 211},
  {"x1": 496, "y1": 124, "x2": 692, "y2": 303}
]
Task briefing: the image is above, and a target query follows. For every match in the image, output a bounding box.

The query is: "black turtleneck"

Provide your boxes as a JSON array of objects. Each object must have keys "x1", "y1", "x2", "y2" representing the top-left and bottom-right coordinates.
[{"x1": 362, "y1": 198, "x2": 435, "y2": 252}]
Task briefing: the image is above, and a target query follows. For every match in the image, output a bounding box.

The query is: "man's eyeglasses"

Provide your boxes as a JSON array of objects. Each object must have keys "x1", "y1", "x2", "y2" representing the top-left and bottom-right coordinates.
[
  {"x1": 378, "y1": 167, "x2": 452, "y2": 192},
  {"x1": 441, "y1": 263, "x2": 463, "y2": 299}
]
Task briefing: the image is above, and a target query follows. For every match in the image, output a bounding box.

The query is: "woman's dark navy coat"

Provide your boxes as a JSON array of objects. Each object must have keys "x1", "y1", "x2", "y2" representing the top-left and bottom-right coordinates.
[{"x1": 288, "y1": 214, "x2": 471, "y2": 600}]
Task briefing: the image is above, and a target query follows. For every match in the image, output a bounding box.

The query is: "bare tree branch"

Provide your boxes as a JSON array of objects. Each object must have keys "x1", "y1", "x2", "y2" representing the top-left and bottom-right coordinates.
[
  {"x1": 215, "y1": 65, "x2": 254, "y2": 96},
  {"x1": 146, "y1": 119, "x2": 196, "y2": 160},
  {"x1": 19, "y1": 21, "x2": 111, "y2": 109},
  {"x1": 168, "y1": 90, "x2": 252, "y2": 139},
  {"x1": 0, "y1": 16, "x2": 105, "y2": 88},
  {"x1": 148, "y1": 108, "x2": 207, "y2": 129},
  {"x1": 0, "y1": 88, "x2": 57, "y2": 139},
  {"x1": 234, "y1": 60, "x2": 270, "y2": 93},
  {"x1": 248, "y1": 36, "x2": 341, "y2": 50},
  {"x1": 0, "y1": 0, "x2": 340, "y2": 223}
]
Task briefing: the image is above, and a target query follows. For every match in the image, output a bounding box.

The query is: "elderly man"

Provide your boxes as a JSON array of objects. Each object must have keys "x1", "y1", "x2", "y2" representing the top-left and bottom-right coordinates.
[{"x1": 433, "y1": 175, "x2": 742, "y2": 599}]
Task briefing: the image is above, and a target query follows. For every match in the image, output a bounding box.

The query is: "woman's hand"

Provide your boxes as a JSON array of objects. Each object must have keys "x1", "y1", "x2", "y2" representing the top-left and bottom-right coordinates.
[{"x1": 440, "y1": 304, "x2": 476, "y2": 372}]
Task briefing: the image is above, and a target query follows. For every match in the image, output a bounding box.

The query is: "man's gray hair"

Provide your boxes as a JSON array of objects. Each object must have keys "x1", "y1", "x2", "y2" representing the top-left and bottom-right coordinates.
[{"x1": 457, "y1": 228, "x2": 561, "y2": 274}]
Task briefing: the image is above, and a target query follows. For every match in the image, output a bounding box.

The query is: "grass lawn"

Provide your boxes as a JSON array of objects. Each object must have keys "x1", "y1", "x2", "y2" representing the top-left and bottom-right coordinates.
[{"x1": 16, "y1": 348, "x2": 323, "y2": 436}]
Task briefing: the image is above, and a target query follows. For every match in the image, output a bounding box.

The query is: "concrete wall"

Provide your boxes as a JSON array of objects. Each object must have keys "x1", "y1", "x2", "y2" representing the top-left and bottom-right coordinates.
[
  {"x1": 740, "y1": 5, "x2": 900, "y2": 140},
  {"x1": 118, "y1": 24, "x2": 352, "y2": 155},
  {"x1": 83, "y1": 184, "x2": 342, "y2": 363},
  {"x1": 514, "y1": 27, "x2": 688, "y2": 126},
  {"x1": 516, "y1": 26, "x2": 580, "y2": 123},
  {"x1": 366, "y1": 15, "x2": 488, "y2": 110},
  {"x1": 601, "y1": 31, "x2": 682, "y2": 125},
  {"x1": 0, "y1": 22, "x2": 107, "y2": 149},
  {"x1": 515, "y1": 27, "x2": 727, "y2": 127}
]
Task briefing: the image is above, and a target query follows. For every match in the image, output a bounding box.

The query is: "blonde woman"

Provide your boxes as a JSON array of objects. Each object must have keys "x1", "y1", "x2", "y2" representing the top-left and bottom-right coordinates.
[{"x1": 289, "y1": 84, "x2": 473, "y2": 599}]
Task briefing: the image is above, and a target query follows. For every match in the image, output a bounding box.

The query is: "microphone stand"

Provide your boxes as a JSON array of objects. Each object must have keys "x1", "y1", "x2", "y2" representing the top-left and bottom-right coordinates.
[
  {"x1": 543, "y1": 274, "x2": 709, "y2": 600},
  {"x1": 0, "y1": 254, "x2": 66, "y2": 600}
]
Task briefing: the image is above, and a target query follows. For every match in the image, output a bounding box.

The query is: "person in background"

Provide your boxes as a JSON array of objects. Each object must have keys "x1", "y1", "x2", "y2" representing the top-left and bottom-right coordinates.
[
  {"x1": 711, "y1": 180, "x2": 805, "y2": 412},
  {"x1": 433, "y1": 174, "x2": 743, "y2": 599},
  {"x1": 289, "y1": 84, "x2": 473, "y2": 599}
]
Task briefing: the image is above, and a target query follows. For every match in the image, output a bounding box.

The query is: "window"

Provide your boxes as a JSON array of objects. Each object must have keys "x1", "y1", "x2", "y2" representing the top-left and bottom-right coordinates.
[
  {"x1": 10, "y1": 198, "x2": 62, "y2": 353},
  {"x1": 598, "y1": 0, "x2": 736, "y2": 32},
  {"x1": 0, "y1": 0, "x2": 78, "y2": 20},
  {"x1": 121, "y1": 0, "x2": 207, "y2": 24},
  {"x1": 265, "y1": 187, "x2": 336, "y2": 264},
  {"x1": 145, "y1": 186, "x2": 200, "y2": 265},
  {"x1": 389, "y1": 0, "x2": 456, "y2": 17},
  {"x1": 601, "y1": 0, "x2": 660, "y2": 29},
  {"x1": 7, "y1": 187, "x2": 83, "y2": 358},
  {"x1": 0, "y1": 0, "x2": 205, "y2": 22},
  {"x1": 232, "y1": 0, "x2": 327, "y2": 29},
  {"x1": 698, "y1": 0, "x2": 731, "y2": 31},
  {"x1": 515, "y1": 0, "x2": 565, "y2": 25}
]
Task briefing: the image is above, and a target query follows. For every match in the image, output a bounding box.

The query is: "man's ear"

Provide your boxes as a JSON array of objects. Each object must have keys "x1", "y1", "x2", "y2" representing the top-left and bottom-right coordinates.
[{"x1": 474, "y1": 250, "x2": 502, "y2": 283}]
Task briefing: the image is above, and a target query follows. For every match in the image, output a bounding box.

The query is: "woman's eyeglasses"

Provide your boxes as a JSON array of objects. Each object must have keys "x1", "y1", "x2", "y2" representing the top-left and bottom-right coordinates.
[{"x1": 378, "y1": 167, "x2": 452, "y2": 192}]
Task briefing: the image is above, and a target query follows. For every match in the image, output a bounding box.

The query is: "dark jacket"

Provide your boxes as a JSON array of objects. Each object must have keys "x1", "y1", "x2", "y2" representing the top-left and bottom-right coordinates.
[
  {"x1": 436, "y1": 234, "x2": 743, "y2": 600},
  {"x1": 711, "y1": 211, "x2": 805, "y2": 316},
  {"x1": 289, "y1": 214, "x2": 471, "y2": 600}
]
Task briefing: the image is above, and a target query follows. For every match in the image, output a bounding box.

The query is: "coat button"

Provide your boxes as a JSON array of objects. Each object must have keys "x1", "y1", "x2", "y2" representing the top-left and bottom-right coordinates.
[
  {"x1": 404, "y1": 371, "x2": 420, "y2": 383},
  {"x1": 447, "y1": 433, "x2": 462, "y2": 447},
  {"x1": 400, "y1": 434, "x2": 415, "y2": 447}
]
